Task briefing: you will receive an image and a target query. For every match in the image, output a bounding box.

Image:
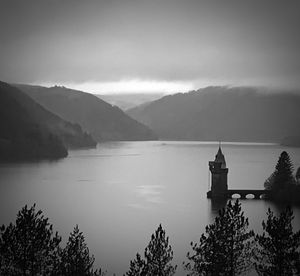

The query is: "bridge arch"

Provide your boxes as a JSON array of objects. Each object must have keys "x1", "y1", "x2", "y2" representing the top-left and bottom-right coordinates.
[
  {"x1": 259, "y1": 193, "x2": 269, "y2": 199},
  {"x1": 230, "y1": 193, "x2": 241, "y2": 199},
  {"x1": 208, "y1": 189, "x2": 270, "y2": 200}
]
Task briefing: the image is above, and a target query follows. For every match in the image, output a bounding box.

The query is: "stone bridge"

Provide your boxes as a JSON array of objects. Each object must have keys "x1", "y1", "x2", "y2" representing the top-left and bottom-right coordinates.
[
  {"x1": 227, "y1": 189, "x2": 270, "y2": 199},
  {"x1": 207, "y1": 147, "x2": 271, "y2": 200},
  {"x1": 207, "y1": 189, "x2": 270, "y2": 199}
]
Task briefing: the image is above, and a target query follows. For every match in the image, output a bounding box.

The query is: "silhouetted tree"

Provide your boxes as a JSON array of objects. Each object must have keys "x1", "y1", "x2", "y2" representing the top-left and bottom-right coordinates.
[
  {"x1": 125, "y1": 253, "x2": 147, "y2": 276},
  {"x1": 265, "y1": 151, "x2": 295, "y2": 192},
  {"x1": 0, "y1": 204, "x2": 61, "y2": 276},
  {"x1": 0, "y1": 223, "x2": 17, "y2": 275},
  {"x1": 185, "y1": 200, "x2": 254, "y2": 276},
  {"x1": 254, "y1": 207, "x2": 300, "y2": 276},
  {"x1": 59, "y1": 225, "x2": 102, "y2": 276},
  {"x1": 296, "y1": 167, "x2": 300, "y2": 184},
  {"x1": 144, "y1": 224, "x2": 177, "y2": 276},
  {"x1": 125, "y1": 224, "x2": 176, "y2": 276}
]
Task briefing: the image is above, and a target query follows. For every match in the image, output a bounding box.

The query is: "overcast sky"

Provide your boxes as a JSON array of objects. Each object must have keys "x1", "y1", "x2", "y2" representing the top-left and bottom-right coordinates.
[{"x1": 1, "y1": 0, "x2": 300, "y2": 93}]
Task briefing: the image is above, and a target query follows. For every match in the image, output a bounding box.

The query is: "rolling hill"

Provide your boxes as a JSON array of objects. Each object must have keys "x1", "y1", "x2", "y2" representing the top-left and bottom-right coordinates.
[
  {"x1": 0, "y1": 81, "x2": 96, "y2": 161},
  {"x1": 16, "y1": 84, "x2": 157, "y2": 141},
  {"x1": 97, "y1": 93, "x2": 165, "y2": 110},
  {"x1": 127, "y1": 86, "x2": 300, "y2": 143}
]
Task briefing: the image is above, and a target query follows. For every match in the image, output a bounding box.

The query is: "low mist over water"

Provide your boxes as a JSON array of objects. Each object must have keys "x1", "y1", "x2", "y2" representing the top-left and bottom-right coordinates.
[{"x1": 0, "y1": 141, "x2": 300, "y2": 275}]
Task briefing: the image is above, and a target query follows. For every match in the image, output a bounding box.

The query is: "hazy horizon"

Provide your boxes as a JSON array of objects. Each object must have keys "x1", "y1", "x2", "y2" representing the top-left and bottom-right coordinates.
[
  {"x1": 13, "y1": 82, "x2": 300, "y2": 96},
  {"x1": 1, "y1": 0, "x2": 300, "y2": 94}
]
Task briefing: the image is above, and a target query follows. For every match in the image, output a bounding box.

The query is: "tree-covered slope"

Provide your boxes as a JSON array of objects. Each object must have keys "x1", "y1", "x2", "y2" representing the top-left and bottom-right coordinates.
[
  {"x1": 17, "y1": 84, "x2": 157, "y2": 141},
  {"x1": 127, "y1": 86, "x2": 300, "y2": 143},
  {"x1": 0, "y1": 81, "x2": 96, "y2": 161}
]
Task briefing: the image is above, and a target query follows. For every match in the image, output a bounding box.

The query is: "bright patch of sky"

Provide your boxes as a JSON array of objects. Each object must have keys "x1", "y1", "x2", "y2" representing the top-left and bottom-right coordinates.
[
  {"x1": 1, "y1": 0, "x2": 300, "y2": 93},
  {"x1": 38, "y1": 80, "x2": 196, "y2": 94}
]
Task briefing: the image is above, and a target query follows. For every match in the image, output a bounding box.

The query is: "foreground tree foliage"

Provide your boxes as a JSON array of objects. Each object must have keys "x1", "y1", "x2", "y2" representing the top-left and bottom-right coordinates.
[
  {"x1": 185, "y1": 200, "x2": 254, "y2": 276},
  {"x1": 0, "y1": 204, "x2": 61, "y2": 275},
  {"x1": 59, "y1": 225, "x2": 102, "y2": 276},
  {"x1": 0, "y1": 205, "x2": 103, "y2": 276},
  {"x1": 145, "y1": 224, "x2": 177, "y2": 276},
  {"x1": 254, "y1": 207, "x2": 300, "y2": 276},
  {"x1": 126, "y1": 253, "x2": 147, "y2": 276},
  {"x1": 1, "y1": 203, "x2": 300, "y2": 276},
  {"x1": 125, "y1": 224, "x2": 177, "y2": 276},
  {"x1": 296, "y1": 167, "x2": 300, "y2": 184}
]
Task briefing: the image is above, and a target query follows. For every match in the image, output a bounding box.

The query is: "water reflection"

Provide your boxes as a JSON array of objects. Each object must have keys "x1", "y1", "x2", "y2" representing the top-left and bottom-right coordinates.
[
  {"x1": 135, "y1": 185, "x2": 165, "y2": 204},
  {"x1": 0, "y1": 141, "x2": 300, "y2": 276}
]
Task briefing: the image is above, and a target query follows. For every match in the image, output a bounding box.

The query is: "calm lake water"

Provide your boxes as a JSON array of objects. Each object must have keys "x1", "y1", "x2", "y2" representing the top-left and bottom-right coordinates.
[{"x1": 0, "y1": 141, "x2": 300, "y2": 275}]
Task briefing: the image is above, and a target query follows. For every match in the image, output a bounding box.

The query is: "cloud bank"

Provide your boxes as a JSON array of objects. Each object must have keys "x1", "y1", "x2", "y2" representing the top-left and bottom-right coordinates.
[{"x1": 1, "y1": 0, "x2": 300, "y2": 92}]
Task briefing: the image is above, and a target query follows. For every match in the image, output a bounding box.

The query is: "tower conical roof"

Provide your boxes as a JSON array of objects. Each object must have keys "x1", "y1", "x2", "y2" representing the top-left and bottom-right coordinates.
[{"x1": 214, "y1": 146, "x2": 226, "y2": 168}]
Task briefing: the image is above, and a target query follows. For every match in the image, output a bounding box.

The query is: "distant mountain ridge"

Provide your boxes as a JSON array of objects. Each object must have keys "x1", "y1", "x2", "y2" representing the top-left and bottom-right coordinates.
[
  {"x1": 97, "y1": 93, "x2": 165, "y2": 110},
  {"x1": 16, "y1": 84, "x2": 157, "y2": 141},
  {"x1": 127, "y1": 86, "x2": 300, "y2": 143},
  {"x1": 0, "y1": 81, "x2": 96, "y2": 161}
]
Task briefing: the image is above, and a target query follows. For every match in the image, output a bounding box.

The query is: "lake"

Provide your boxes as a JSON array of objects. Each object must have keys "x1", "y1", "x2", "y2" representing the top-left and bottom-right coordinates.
[{"x1": 0, "y1": 141, "x2": 300, "y2": 275}]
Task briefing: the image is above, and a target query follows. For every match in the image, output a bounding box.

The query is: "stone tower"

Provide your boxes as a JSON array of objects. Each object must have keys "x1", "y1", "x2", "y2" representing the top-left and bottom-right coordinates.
[{"x1": 208, "y1": 146, "x2": 228, "y2": 198}]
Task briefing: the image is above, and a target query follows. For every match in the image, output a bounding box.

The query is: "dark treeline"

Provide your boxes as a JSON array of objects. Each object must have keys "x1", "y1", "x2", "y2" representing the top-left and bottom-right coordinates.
[
  {"x1": 0, "y1": 205, "x2": 103, "y2": 276},
  {"x1": 126, "y1": 224, "x2": 176, "y2": 276},
  {"x1": 1, "y1": 202, "x2": 300, "y2": 275},
  {"x1": 265, "y1": 151, "x2": 300, "y2": 204},
  {"x1": 185, "y1": 201, "x2": 300, "y2": 276}
]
